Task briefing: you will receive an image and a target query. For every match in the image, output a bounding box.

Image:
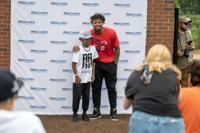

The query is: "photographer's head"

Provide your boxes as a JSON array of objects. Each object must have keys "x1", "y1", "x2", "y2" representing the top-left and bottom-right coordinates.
[
  {"x1": 188, "y1": 60, "x2": 200, "y2": 86},
  {"x1": 179, "y1": 16, "x2": 190, "y2": 31},
  {"x1": 0, "y1": 70, "x2": 23, "y2": 110}
]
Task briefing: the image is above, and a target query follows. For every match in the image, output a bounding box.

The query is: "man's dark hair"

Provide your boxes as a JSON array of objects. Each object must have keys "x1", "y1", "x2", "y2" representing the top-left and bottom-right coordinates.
[
  {"x1": 90, "y1": 13, "x2": 105, "y2": 24},
  {"x1": 188, "y1": 59, "x2": 200, "y2": 86}
]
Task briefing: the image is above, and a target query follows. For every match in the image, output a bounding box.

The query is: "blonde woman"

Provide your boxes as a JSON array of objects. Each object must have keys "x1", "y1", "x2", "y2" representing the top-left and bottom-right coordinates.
[{"x1": 123, "y1": 44, "x2": 184, "y2": 133}]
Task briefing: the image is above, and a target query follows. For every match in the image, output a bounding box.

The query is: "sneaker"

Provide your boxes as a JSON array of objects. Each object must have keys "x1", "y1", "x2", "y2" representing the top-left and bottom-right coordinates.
[
  {"x1": 72, "y1": 113, "x2": 78, "y2": 122},
  {"x1": 89, "y1": 108, "x2": 101, "y2": 120},
  {"x1": 82, "y1": 113, "x2": 89, "y2": 121},
  {"x1": 110, "y1": 108, "x2": 119, "y2": 121}
]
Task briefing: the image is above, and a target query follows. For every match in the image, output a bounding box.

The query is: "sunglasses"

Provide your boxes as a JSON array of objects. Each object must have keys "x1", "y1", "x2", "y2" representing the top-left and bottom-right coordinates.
[{"x1": 183, "y1": 22, "x2": 189, "y2": 25}]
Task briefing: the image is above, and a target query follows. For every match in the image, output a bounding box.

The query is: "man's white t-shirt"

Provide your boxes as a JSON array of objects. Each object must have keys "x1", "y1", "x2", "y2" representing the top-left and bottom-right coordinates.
[
  {"x1": 0, "y1": 110, "x2": 46, "y2": 133},
  {"x1": 72, "y1": 45, "x2": 98, "y2": 83}
]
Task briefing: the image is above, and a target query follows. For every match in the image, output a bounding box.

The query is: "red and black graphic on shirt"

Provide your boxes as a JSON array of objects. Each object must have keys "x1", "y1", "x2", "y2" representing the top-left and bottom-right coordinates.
[{"x1": 93, "y1": 39, "x2": 108, "y2": 52}]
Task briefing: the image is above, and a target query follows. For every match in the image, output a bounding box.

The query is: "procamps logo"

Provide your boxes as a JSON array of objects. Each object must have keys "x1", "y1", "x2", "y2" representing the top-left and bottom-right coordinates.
[
  {"x1": 18, "y1": 1, "x2": 35, "y2": 6},
  {"x1": 50, "y1": 41, "x2": 68, "y2": 45},
  {"x1": 118, "y1": 60, "x2": 128, "y2": 63},
  {"x1": 63, "y1": 31, "x2": 79, "y2": 35},
  {"x1": 30, "y1": 49, "x2": 48, "y2": 54},
  {"x1": 31, "y1": 11, "x2": 48, "y2": 15},
  {"x1": 49, "y1": 97, "x2": 66, "y2": 101},
  {"x1": 18, "y1": 20, "x2": 35, "y2": 25},
  {"x1": 51, "y1": 21, "x2": 68, "y2": 26},
  {"x1": 125, "y1": 50, "x2": 141, "y2": 54},
  {"x1": 125, "y1": 32, "x2": 142, "y2": 36},
  {"x1": 30, "y1": 105, "x2": 47, "y2": 110},
  {"x1": 51, "y1": 2, "x2": 68, "y2": 6},
  {"x1": 49, "y1": 78, "x2": 67, "y2": 82},
  {"x1": 18, "y1": 96, "x2": 34, "y2": 100},
  {"x1": 82, "y1": 22, "x2": 91, "y2": 26},
  {"x1": 126, "y1": 13, "x2": 143, "y2": 17},
  {"x1": 117, "y1": 78, "x2": 128, "y2": 81},
  {"x1": 30, "y1": 87, "x2": 47, "y2": 91},
  {"x1": 61, "y1": 106, "x2": 72, "y2": 110},
  {"x1": 114, "y1": 3, "x2": 130, "y2": 7},
  {"x1": 120, "y1": 41, "x2": 129, "y2": 45},
  {"x1": 63, "y1": 50, "x2": 72, "y2": 54},
  {"x1": 62, "y1": 69, "x2": 73, "y2": 73},
  {"x1": 30, "y1": 30, "x2": 48, "y2": 35},
  {"x1": 63, "y1": 12, "x2": 80, "y2": 16},
  {"x1": 50, "y1": 59, "x2": 67, "y2": 64},
  {"x1": 18, "y1": 58, "x2": 35, "y2": 63},
  {"x1": 62, "y1": 88, "x2": 72, "y2": 91},
  {"x1": 124, "y1": 68, "x2": 134, "y2": 72},
  {"x1": 97, "y1": 12, "x2": 111, "y2": 17},
  {"x1": 113, "y1": 22, "x2": 130, "y2": 26},
  {"x1": 18, "y1": 40, "x2": 35, "y2": 44},
  {"x1": 30, "y1": 68, "x2": 47, "y2": 73},
  {"x1": 82, "y1": 2, "x2": 99, "y2": 7},
  {"x1": 18, "y1": 77, "x2": 34, "y2": 81}
]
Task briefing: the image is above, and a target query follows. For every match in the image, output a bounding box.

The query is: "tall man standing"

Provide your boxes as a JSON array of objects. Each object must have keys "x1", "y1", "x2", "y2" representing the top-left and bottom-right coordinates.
[{"x1": 89, "y1": 13, "x2": 120, "y2": 121}]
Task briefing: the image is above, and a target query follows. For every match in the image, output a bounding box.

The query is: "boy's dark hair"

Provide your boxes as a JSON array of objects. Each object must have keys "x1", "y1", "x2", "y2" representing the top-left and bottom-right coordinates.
[
  {"x1": 90, "y1": 13, "x2": 105, "y2": 24},
  {"x1": 188, "y1": 59, "x2": 200, "y2": 86}
]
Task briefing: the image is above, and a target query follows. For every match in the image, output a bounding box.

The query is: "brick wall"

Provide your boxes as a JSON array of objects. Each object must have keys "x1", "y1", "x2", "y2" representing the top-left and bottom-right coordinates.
[
  {"x1": 0, "y1": 0, "x2": 10, "y2": 69},
  {"x1": 0, "y1": 0, "x2": 175, "y2": 69},
  {"x1": 146, "y1": 0, "x2": 175, "y2": 53}
]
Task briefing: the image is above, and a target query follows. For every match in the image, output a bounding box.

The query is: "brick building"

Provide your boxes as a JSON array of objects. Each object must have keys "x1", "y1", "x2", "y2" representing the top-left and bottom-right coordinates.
[{"x1": 0, "y1": 0, "x2": 175, "y2": 69}]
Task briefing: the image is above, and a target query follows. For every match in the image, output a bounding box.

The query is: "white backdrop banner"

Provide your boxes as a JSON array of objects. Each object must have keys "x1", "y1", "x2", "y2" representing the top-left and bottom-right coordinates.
[{"x1": 11, "y1": 0, "x2": 147, "y2": 114}]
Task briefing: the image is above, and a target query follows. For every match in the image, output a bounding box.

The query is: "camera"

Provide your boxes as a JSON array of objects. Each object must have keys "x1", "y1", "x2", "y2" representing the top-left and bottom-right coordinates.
[
  {"x1": 188, "y1": 41, "x2": 193, "y2": 45},
  {"x1": 183, "y1": 41, "x2": 193, "y2": 57},
  {"x1": 184, "y1": 50, "x2": 190, "y2": 57}
]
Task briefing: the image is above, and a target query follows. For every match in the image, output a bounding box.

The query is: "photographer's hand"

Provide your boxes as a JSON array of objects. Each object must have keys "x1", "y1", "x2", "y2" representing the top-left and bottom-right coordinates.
[
  {"x1": 186, "y1": 44, "x2": 193, "y2": 50},
  {"x1": 177, "y1": 49, "x2": 184, "y2": 57}
]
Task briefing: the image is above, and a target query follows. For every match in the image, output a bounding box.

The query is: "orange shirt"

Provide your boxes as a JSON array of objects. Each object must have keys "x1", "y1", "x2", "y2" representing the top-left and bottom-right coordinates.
[{"x1": 179, "y1": 87, "x2": 200, "y2": 133}]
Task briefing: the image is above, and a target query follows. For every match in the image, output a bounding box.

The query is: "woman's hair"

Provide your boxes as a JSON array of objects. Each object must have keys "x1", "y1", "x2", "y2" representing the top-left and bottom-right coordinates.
[
  {"x1": 90, "y1": 13, "x2": 105, "y2": 24},
  {"x1": 136, "y1": 44, "x2": 181, "y2": 80},
  {"x1": 188, "y1": 59, "x2": 200, "y2": 86}
]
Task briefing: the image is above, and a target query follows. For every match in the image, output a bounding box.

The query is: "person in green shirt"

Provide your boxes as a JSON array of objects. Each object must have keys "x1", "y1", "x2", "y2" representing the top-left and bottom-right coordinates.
[{"x1": 177, "y1": 16, "x2": 194, "y2": 87}]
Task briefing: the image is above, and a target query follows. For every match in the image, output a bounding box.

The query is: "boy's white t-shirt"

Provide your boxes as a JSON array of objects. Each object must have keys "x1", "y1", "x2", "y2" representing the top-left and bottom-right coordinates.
[
  {"x1": 0, "y1": 110, "x2": 46, "y2": 133},
  {"x1": 72, "y1": 45, "x2": 98, "y2": 83}
]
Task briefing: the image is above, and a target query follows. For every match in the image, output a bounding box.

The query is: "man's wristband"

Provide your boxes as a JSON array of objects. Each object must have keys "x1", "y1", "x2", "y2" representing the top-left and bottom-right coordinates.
[{"x1": 74, "y1": 73, "x2": 79, "y2": 76}]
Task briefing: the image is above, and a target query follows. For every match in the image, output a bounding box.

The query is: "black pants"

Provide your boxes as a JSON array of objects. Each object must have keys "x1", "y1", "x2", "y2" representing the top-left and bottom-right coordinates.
[
  {"x1": 72, "y1": 82, "x2": 90, "y2": 113},
  {"x1": 92, "y1": 61, "x2": 117, "y2": 109}
]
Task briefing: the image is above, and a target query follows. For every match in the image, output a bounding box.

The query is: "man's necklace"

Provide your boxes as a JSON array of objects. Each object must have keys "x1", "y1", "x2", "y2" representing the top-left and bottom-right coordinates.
[{"x1": 83, "y1": 46, "x2": 91, "y2": 52}]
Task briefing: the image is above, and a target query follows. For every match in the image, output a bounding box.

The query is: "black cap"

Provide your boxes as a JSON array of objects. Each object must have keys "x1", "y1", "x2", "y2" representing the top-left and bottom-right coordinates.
[{"x1": 0, "y1": 69, "x2": 23, "y2": 102}]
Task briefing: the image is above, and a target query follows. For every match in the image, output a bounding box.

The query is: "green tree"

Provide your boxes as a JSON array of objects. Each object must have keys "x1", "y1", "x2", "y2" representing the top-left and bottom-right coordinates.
[{"x1": 175, "y1": 0, "x2": 200, "y2": 14}]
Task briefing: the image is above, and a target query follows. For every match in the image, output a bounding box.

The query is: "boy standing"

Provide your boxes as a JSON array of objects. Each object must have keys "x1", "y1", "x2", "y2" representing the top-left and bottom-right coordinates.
[{"x1": 71, "y1": 30, "x2": 98, "y2": 122}]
